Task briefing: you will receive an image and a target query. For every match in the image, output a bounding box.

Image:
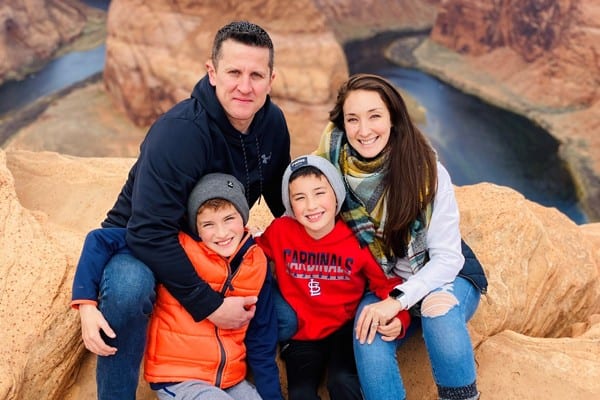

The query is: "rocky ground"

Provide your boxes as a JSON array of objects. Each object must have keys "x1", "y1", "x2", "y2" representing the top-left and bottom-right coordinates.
[
  {"x1": 2, "y1": 1, "x2": 599, "y2": 399},
  {"x1": 2, "y1": 76, "x2": 146, "y2": 158}
]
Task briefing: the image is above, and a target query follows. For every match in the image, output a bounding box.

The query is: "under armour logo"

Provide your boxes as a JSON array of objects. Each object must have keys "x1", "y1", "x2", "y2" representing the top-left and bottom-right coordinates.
[
  {"x1": 308, "y1": 279, "x2": 321, "y2": 297},
  {"x1": 260, "y1": 153, "x2": 272, "y2": 164}
]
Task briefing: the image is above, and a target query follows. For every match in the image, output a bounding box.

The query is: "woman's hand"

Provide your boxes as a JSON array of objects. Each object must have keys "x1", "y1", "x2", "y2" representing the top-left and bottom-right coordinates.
[
  {"x1": 79, "y1": 304, "x2": 117, "y2": 356},
  {"x1": 356, "y1": 297, "x2": 403, "y2": 344}
]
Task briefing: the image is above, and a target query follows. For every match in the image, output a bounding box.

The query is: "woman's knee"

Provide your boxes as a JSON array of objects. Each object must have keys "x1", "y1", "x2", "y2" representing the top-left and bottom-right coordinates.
[
  {"x1": 353, "y1": 292, "x2": 383, "y2": 334},
  {"x1": 420, "y1": 291, "x2": 459, "y2": 318},
  {"x1": 356, "y1": 292, "x2": 381, "y2": 313},
  {"x1": 353, "y1": 334, "x2": 399, "y2": 369},
  {"x1": 421, "y1": 278, "x2": 480, "y2": 321}
]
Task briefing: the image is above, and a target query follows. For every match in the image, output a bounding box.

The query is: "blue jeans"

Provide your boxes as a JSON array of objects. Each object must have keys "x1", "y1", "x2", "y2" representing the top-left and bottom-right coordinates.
[
  {"x1": 96, "y1": 253, "x2": 156, "y2": 400},
  {"x1": 272, "y1": 280, "x2": 298, "y2": 341},
  {"x1": 354, "y1": 277, "x2": 481, "y2": 400}
]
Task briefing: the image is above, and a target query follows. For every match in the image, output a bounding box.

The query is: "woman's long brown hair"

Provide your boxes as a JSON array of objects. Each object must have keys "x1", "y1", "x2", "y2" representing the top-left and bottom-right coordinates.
[{"x1": 329, "y1": 73, "x2": 437, "y2": 257}]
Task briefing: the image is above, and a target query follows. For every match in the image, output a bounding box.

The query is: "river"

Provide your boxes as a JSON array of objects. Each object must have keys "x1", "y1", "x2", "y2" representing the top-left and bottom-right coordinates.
[
  {"x1": 0, "y1": 3, "x2": 587, "y2": 224},
  {"x1": 0, "y1": 45, "x2": 105, "y2": 115},
  {"x1": 346, "y1": 34, "x2": 587, "y2": 224}
]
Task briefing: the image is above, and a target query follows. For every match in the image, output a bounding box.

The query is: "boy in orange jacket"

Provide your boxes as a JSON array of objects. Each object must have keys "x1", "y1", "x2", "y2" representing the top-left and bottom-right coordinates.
[{"x1": 72, "y1": 173, "x2": 281, "y2": 399}]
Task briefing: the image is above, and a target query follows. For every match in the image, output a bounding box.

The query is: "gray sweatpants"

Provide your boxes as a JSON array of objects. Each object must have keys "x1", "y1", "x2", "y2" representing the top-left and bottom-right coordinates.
[{"x1": 155, "y1": 379, "x2": 262, "y2": 400}]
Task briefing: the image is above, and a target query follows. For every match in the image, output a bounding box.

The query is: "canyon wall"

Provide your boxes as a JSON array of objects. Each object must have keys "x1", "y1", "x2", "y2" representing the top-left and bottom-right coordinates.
[
  {"x1": 101, "y1": 0, "x2": 347, "y2": 157},
  {"x1": 312, "y1": 0, "x2": 439, "y2": 41},
  {"x1": 101, "y1": 0, "x2": 439, "y2": 156},
  {"x1": 0, "y1": 0, "x2": 102, "y2": 84},
  {"x1": 398, "y1": 0, "x2": 600, "y2": 219}
]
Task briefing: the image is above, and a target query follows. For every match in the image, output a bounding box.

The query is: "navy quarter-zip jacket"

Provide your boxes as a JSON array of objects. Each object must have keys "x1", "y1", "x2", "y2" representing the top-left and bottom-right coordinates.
[{"x1": 102, "y1": 75, "x2": 291, "y2": 321}]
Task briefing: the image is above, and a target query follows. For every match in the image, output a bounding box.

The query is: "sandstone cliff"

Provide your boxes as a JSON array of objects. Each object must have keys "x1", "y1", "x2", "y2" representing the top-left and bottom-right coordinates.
[
  {"x1": 0, "y1": 0, "x2": 104, "y2": 85},
  {"x1": 100, "y1": 0, "x2": 440, "y2": 157},
  {"x1": 2, "y1": 1, "x2": 600, "y2": 399},
  {"x1": 390, "y1": 0, "x2": 600, "y2": 220},
  {"x1": 312, "y1": 0, "x2": 439, "y2": 42},
  {"x1": 102, "y1": 0, "x2": 348, "y2": 157},
  {"x1": 1, "y1": 148, "x2": 599, "y2": 399}
]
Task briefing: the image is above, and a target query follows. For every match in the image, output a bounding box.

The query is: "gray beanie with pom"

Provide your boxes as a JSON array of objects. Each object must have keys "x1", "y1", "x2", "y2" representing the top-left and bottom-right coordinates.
[
  {"x1": 281, "y1": 155, "x2": 346, "y2": 217},
  {"x1": 187, "y1": 173, "x2": 249, "y2": 235}
]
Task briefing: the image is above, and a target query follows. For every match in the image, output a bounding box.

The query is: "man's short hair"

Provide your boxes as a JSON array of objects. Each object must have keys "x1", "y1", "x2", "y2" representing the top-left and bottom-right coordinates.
[{"x1": 211, "y1": 20, "x2": 274, "y2": 71}]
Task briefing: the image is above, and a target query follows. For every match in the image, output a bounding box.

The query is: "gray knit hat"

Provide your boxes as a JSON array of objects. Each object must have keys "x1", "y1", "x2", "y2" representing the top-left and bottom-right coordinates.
[
  {"x1": 281, "y1": 155, "x2": 346, "y2": 217},
  {"x1": 187, "y1": 173, "x2": 249, "y2": 235}
]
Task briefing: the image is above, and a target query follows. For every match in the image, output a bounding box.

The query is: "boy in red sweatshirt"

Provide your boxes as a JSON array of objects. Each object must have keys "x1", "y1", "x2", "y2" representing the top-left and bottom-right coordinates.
[{"x1": 256, "y1": 155, "x2": 410, "y2": 400}]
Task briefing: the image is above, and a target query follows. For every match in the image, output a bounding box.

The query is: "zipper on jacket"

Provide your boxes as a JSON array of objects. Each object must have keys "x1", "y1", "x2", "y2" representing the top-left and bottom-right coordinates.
[
  {"x1": 457, "y1": 272, "x2": 488, "y2": 295},
  {"x1": 221, "y1": 274, "x2": 235, "y2": 294},
  {"x1": 214, "y1": 325, "x2": 226, "y2": 388},
  {"x1": 213, "y1": 265, "x2": 249, "y2": 387},
  {"x1": 220, "y1": 258, "x2": 238, "y2": 296},
  {"x1": 214, "y1": 262, "x2": 236, "y2": 387},
  {"x1": 214, "y1": 238, "x2": 253, "y2": 386},
  {"x1": 220, "y1": 234, "x2": 254, "y2": 295}
]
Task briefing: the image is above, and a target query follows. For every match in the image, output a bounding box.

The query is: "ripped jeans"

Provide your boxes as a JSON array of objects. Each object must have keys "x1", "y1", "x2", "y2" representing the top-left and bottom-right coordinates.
[{"x1": 353, "y1": 277, "x2": 480, "y2": 400}]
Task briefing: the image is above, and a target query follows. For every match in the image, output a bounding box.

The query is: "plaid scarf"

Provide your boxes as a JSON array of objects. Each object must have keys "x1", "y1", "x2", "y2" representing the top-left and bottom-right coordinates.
[{"x1": 316, "y1": 123, "x2": 432, "y2": 276}]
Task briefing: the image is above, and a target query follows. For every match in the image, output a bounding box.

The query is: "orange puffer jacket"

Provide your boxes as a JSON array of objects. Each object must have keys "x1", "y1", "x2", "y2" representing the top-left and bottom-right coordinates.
[{"x1": 144, "y1": 232, "x2": 267, "y2": 388}]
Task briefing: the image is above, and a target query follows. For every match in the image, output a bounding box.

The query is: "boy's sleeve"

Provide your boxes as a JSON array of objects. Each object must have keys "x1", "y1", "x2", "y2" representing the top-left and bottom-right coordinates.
[
  {"x1": 254, "y1": 224, "x2": 274, "y2": 260},
  {"x1": 71, "y1": 228, "x2": 130, "y2": 308},
  {"x1": 395, "y1": 309, "x2": 411, "y2": 339},
  {"x1": 244, "y1": 271, "x2": 283, "y2": 400},
  {"x1": 362, "y1": 249, "x2": 403, "y2": 300}
]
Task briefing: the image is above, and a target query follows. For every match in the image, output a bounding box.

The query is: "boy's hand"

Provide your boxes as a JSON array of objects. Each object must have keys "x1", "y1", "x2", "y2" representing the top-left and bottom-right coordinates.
[
  {"x1": 248, "y1": 226, "x2": 263, "y2": 237},
  {"x1": 208, "y1": 296, "x2": 257, "y2": 329},
  {"x1": 79, "y1": 304, "x2": 117, "y2": 356},
  {"x1": 377, "y1": 317, "x2": 403, "y2": 341}
]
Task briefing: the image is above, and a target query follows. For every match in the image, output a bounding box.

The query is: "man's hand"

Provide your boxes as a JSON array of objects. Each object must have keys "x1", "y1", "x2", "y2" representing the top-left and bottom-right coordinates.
[
  {"x1": 79, "y1": 304, "x2": 117, "y2": 356},
  {"x1": 207, "y1": 296, "x2": 257, "y2": 329}
]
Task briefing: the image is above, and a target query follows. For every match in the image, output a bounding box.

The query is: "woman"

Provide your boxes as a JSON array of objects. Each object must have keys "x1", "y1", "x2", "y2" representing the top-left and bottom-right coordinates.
[{"x1": 315, "y1": 73, "x2": 487, "y2": 400}]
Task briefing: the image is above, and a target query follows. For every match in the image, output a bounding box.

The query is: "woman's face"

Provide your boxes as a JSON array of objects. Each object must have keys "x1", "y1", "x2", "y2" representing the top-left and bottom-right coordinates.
[{"x1": 342, "y1": 89, "x2": 392, "y2": 159}]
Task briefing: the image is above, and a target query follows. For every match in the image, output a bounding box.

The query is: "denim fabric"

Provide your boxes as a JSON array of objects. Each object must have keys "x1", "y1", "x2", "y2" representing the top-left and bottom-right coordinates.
[
  {"x1": 272, "y1": 281, "x2": 298, "y2": 342},
  {"x1": 353, "y1": 277, "x2": 480, "y2": 400},
  {"x1": 96, "y1": 253, "x2": 156, "y2": 400}
]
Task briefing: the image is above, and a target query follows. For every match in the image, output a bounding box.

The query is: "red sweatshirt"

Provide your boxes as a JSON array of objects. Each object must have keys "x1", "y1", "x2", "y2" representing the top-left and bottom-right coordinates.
[{"x1": 257, "y1": 217, "x2": 410, "y2": 340}]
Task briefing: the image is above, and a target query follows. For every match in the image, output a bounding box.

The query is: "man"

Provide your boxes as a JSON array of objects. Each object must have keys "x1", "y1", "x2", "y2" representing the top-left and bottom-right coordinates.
[{"x1": 76, "y1": 21, "x2": 290, "y2": 399}]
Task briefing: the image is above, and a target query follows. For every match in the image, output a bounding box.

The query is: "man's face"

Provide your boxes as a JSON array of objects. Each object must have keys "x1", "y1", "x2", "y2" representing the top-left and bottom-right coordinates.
[{"x1": 206, "y1": 39, "x2": 275, "y2": 133}]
